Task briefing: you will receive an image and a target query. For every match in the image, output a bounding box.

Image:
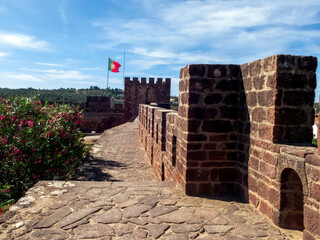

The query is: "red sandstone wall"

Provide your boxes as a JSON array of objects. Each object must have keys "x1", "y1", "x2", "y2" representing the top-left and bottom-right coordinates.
[
  {"x1": 124, "y1": 77, "x2": 171, "y2": 122},
  {"x1": 138, "y1": 54, "x2": 319, "y2": 240}
]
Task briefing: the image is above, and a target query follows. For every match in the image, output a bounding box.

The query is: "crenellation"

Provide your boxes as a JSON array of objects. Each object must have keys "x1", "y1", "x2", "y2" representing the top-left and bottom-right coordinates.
[{"x1": 138, "y1": 54, "x2": 320, "y2": 239}]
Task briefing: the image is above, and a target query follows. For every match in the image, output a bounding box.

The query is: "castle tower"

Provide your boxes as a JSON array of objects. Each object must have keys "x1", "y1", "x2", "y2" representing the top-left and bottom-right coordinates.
[{"x1": 124, "y1": 77, "x2": 171, "y2": 122}]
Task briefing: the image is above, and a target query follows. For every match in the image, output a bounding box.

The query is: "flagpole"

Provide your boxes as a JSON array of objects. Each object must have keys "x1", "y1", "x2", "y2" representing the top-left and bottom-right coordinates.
[
  {"x1": 123, "y1": 49, "x2": 126, "y2": 85},
  {"x1": 107, "y1": 56, "x2": 109, "y2": 89}
]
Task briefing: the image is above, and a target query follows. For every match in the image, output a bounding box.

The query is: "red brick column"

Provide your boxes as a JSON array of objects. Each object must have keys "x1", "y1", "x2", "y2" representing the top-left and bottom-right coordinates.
[
  {"x1": 242, "y1": 55, "x2": 317, "y2": 226},
  {"x1": 178, "y1": 64, "x2": 241, "y2": 195}
]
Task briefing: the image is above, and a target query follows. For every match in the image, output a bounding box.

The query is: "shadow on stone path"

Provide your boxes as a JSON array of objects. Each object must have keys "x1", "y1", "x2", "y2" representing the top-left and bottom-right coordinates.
[
  {"x1": 0, "y1": 119, "x2": 302, "y2": 240},
  {"x1": 74, "y1": 118, "x2": 156, "y2": 182}
]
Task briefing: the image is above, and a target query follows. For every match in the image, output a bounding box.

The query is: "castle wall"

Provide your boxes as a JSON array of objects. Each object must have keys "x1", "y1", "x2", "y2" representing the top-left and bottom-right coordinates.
[
  {"x1": 138, "y1": 54, "x2": 319, "y2": 239},
  {"x1": 124, "y1": 77, "x2": 171, "y2": 122}
]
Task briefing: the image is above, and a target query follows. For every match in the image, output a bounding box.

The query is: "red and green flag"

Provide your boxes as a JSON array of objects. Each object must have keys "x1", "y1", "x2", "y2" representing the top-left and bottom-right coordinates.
[{"x1": 108, "y1": 58, "x2": 121, "y2": 72}]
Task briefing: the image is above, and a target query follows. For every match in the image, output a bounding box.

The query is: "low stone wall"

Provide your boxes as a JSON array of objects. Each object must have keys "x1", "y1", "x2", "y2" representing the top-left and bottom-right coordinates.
[
  {"x1": 139, "y1": 54, "x2": 320, "y2": 240},
  {"x1": 81, "y1": 113, "x2": 124, "y2": 133}
]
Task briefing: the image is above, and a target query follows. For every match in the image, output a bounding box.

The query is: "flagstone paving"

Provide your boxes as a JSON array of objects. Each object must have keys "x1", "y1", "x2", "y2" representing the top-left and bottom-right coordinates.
[{"x1": 0, "y1": 119, "x2": 302, "y2": 239}]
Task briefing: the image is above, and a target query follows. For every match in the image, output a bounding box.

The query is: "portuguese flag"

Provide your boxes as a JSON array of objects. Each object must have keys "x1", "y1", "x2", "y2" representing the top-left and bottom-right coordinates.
[{"x1": 108, "y1": 58, "x2": 121, "y2": 72}]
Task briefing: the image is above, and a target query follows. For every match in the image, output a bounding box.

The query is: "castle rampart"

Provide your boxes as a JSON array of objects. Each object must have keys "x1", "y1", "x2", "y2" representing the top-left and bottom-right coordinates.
[{"x1": 139, "y1": 54, "x2": 320, "y2": 239}]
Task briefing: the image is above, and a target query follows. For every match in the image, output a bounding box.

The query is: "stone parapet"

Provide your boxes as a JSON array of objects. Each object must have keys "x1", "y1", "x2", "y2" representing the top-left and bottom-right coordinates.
[{"x1": 138, "y1": 54, "x2": 319, "y2": 239}]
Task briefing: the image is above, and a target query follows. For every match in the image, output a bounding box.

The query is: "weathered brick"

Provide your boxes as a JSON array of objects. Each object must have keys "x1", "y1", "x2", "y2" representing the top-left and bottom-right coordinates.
[
  {"x1": 218, "y1": 168, "x2": 236, "y2": 181},
  {"x1": 266, "y1": 73, "x2": 277, "y2": 88},
  {"x1": 189, "y1": 78, "x2": 211, "y2": 91},
  {"x1": 283, "y1": 90, "x2": 315, "y2": 106},
  {"x1": 203, "y1": 109, "x2": 218, "y2": 119},
  {"x1": 275, "y1": 108, "x2": 307, "y2": 125},
  {"x1": 268, "y1": 187, "x2": 280, "y2": 209},
  {"x1": 223, "y1": 93, "x2": 239, "y2": 105},
  {"x1": 263, "y1": 151, "x2": 277, "y2": 165},
  {"x1": 311, "y1": 182, "x2": 320, "y2": 202},
  {"x1": 263, "y1": 55, "x2": 277, "y2": 72},
  {"x1": 257, "y1": 90, "x2": 279, "y2": 107},
  {"x1": 259, "y1": 200, "x2": 273, "y2": 220},
  {"x1": 252, "y1": 107, "x2": 266, "y2": 123},
  {"x1": 246, "y1": 92, "x2": 257, "y2": 107},
  {"x1": 186, "y1": 168, "x2": 210, "y2": 181},
  {"x1": 220, "y1": 106, "x2": 238, "y2": 119},
  {"x1": 187, "y1": 134, "x2": 207, "y2": 141},
  {"x1": 187, "y1": 151, "x2": 207, "y2": 161},
  {"x1": 204, "y1": 94, "x2": 222, "y2": 105},
  {"x1": 258, "y1": 124, "x2": 274, "y2": 141},
  {"x1": 248, "y1": 156, "x2": 259, "y2": 170},
  {"x1": 260, "y1": 161, "x2": 276, "y2": 179},
  {"x1": 304, "y1": 206, "x2": 320, "y2": 236},
  {"x1": 207, "y1": 65, "x2": 227, "y2": 78},
  {"x1": 297, "y1": 56, "x2": 317, "y2": 71},
  {"x1": 248, "y1": 175, "x2": 257, "y2": 192},
  {"x1": 188, "y1": 107, "x2": 205, "y2": 119},
  {"x1": 189, "y1": 64, "x2": 207, "y2": 77},
  {"x1": 249, "y1": 59, "x2": 262, "y2": 77},
  {"x1": 242, "y1": 78, "x2": 253, "y2": 91},
  {"x1": 208, "y1": 151, "x2": 226, "y2": 160},
  {"x1": 202, "y1": 120, "x2": 233, "y2": 133},
  {"x1": 216, "y1": 80, "x2": 239, "y2": 91},
  {"x1": 277, "y1": 73, "x2": 308, "y2": 89}
]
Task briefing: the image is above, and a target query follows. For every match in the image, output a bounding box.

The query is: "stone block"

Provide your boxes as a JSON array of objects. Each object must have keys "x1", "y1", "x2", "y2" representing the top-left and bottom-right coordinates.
[
  {"x1": 218, "y1": 168, "x2": 237, "y2": 182},
  {"x1": 216, "y1": 80, "x2": 239, "y2": 91},
  {"x1": 186, "y1": 151, "x2": 207, "y2": 161},
  {"x1": 220, "y1": 106, "x2": 238, "y2": 119},
  {"x1": 204, "y1": 93, "x2": 222, "y2": 105},
  {"x1": 246, "y1": 92, "x2": 257, "y2": 107},
  {"x1": 207, "y1": 65, "x2": 227, "y2": 78},
  {"x1": 223, "y1": 93, "x2": 239, "y2": 105},
  {"x1": 263, "y1": 55, "x2": 277, "y2": 72},
  {"x1": 188, "y1": 64, "x2": 207, "y2": 77},
  {"x1": 202, "y1": 120, "x2": 233, "y2": 133},
  {"x1": 249, "y1": 59, "x2": 262, "y2": 77},
  {"x1": 257, "y1": 90, "x2": 279, "y2": 107},
  {"x1": 253, "y1": 76, "x2": 265, "y2": 90},
  {"x1": 186, "y1": 168, "x2": 210, "y2": 181},
  {"x1": 277, "y1": 73, "x2": 308, "y2": 89},
  {"x1": 252, "y1": 107, "x2": 266, "y2": 123},
  {"x1": 297, "y1": 56, "x2": 318, "y2": 71},
  {"x1": 304, "y1": 206, "x2": 320, "y2": 236},
  {"x1": 283, "y1": 90, "x2": 315, "y2": 106}
]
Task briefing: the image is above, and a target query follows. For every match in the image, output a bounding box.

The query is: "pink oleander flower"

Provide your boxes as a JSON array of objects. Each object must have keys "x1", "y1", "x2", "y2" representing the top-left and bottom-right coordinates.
[
  {"x1": 2, "y1": 138, "x2": 7, "y2": 144},
  {"x1": 32, "y1": 173, "x2": 40, "y2": 179},
  {"x1": 0, "y1": 115, "x2": 5, "y2": 120},
  {"x1": 13, "y1": 148, "x2": 19, "y2": 155},
  {"x1": 3, "y1": 189, "x2": 7, "y2": 193},
  {"x1": 62, "y1": 149, "x2": 67, "y2": 155}
]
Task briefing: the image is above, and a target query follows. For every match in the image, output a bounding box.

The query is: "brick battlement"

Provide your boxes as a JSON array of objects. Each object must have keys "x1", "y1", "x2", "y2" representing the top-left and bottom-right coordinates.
[
  {"x1": 124, "y1": 77, "x2": 171, "y2": 85},
  {"x1": 124, "y1": 77, "x2": 171, "y2": 122},
  {"x1": 139, "y1": 54, "x2": 320, "y2": 239}
]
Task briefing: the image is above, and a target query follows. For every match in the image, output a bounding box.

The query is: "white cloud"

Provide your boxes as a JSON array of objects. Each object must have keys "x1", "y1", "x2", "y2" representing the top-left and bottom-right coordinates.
[
  {"x1": 36, "y1": 62, "x2": 64, "y2": 67},
  {"x1": 0, "y1": 33, "x2": 49, "y2": 51},
  {"x1": 0, "y1": 52, "x2": 9, "y2": 57},
  {"x1": 45, "y1": 70, "x2": 93, "y2": 80},
  {"x1": 92, "y1": 0, "x2": 320, "y2": 71},
  {"x1": 6, "y1": 73, "x2": 45, "y2": 83}
]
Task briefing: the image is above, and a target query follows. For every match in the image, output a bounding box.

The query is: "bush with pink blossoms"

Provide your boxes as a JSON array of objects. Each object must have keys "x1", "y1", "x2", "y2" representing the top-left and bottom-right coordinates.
[{"x1": 0, "y1": 97, "x2": 90, "y2": 213}]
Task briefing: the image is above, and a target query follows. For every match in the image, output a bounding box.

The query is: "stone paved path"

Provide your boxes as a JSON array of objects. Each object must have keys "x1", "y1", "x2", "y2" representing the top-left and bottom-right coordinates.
[
  {"x1": 75, "y1": 120, "x2": 156, "y2": 182},
  {"x1": 0, "y1": 119, "x2": 301, "y2": 240}
]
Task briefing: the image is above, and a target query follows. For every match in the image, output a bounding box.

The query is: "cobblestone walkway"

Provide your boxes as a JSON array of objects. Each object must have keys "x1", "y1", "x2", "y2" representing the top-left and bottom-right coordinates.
[{"x1": 0, "y1": 119, "x2": 301, "y2": 240}]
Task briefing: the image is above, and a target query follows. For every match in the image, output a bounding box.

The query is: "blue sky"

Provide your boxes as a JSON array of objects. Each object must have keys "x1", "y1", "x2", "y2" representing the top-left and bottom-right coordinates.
[{"x1": 0, "y1": 0, "x2": 320, "y2": 98}]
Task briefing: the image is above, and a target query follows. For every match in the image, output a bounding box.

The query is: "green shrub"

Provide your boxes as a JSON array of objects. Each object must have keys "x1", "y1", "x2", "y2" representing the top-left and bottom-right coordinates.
[{"x1": 0, "y1": 96, "x2": 89, "y2": 213}]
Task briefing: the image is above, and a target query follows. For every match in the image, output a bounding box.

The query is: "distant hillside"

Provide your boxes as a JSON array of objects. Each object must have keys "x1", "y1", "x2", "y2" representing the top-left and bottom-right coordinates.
[{"x1": 0, "y1": 86, "x2": 124, "y2": 106}]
